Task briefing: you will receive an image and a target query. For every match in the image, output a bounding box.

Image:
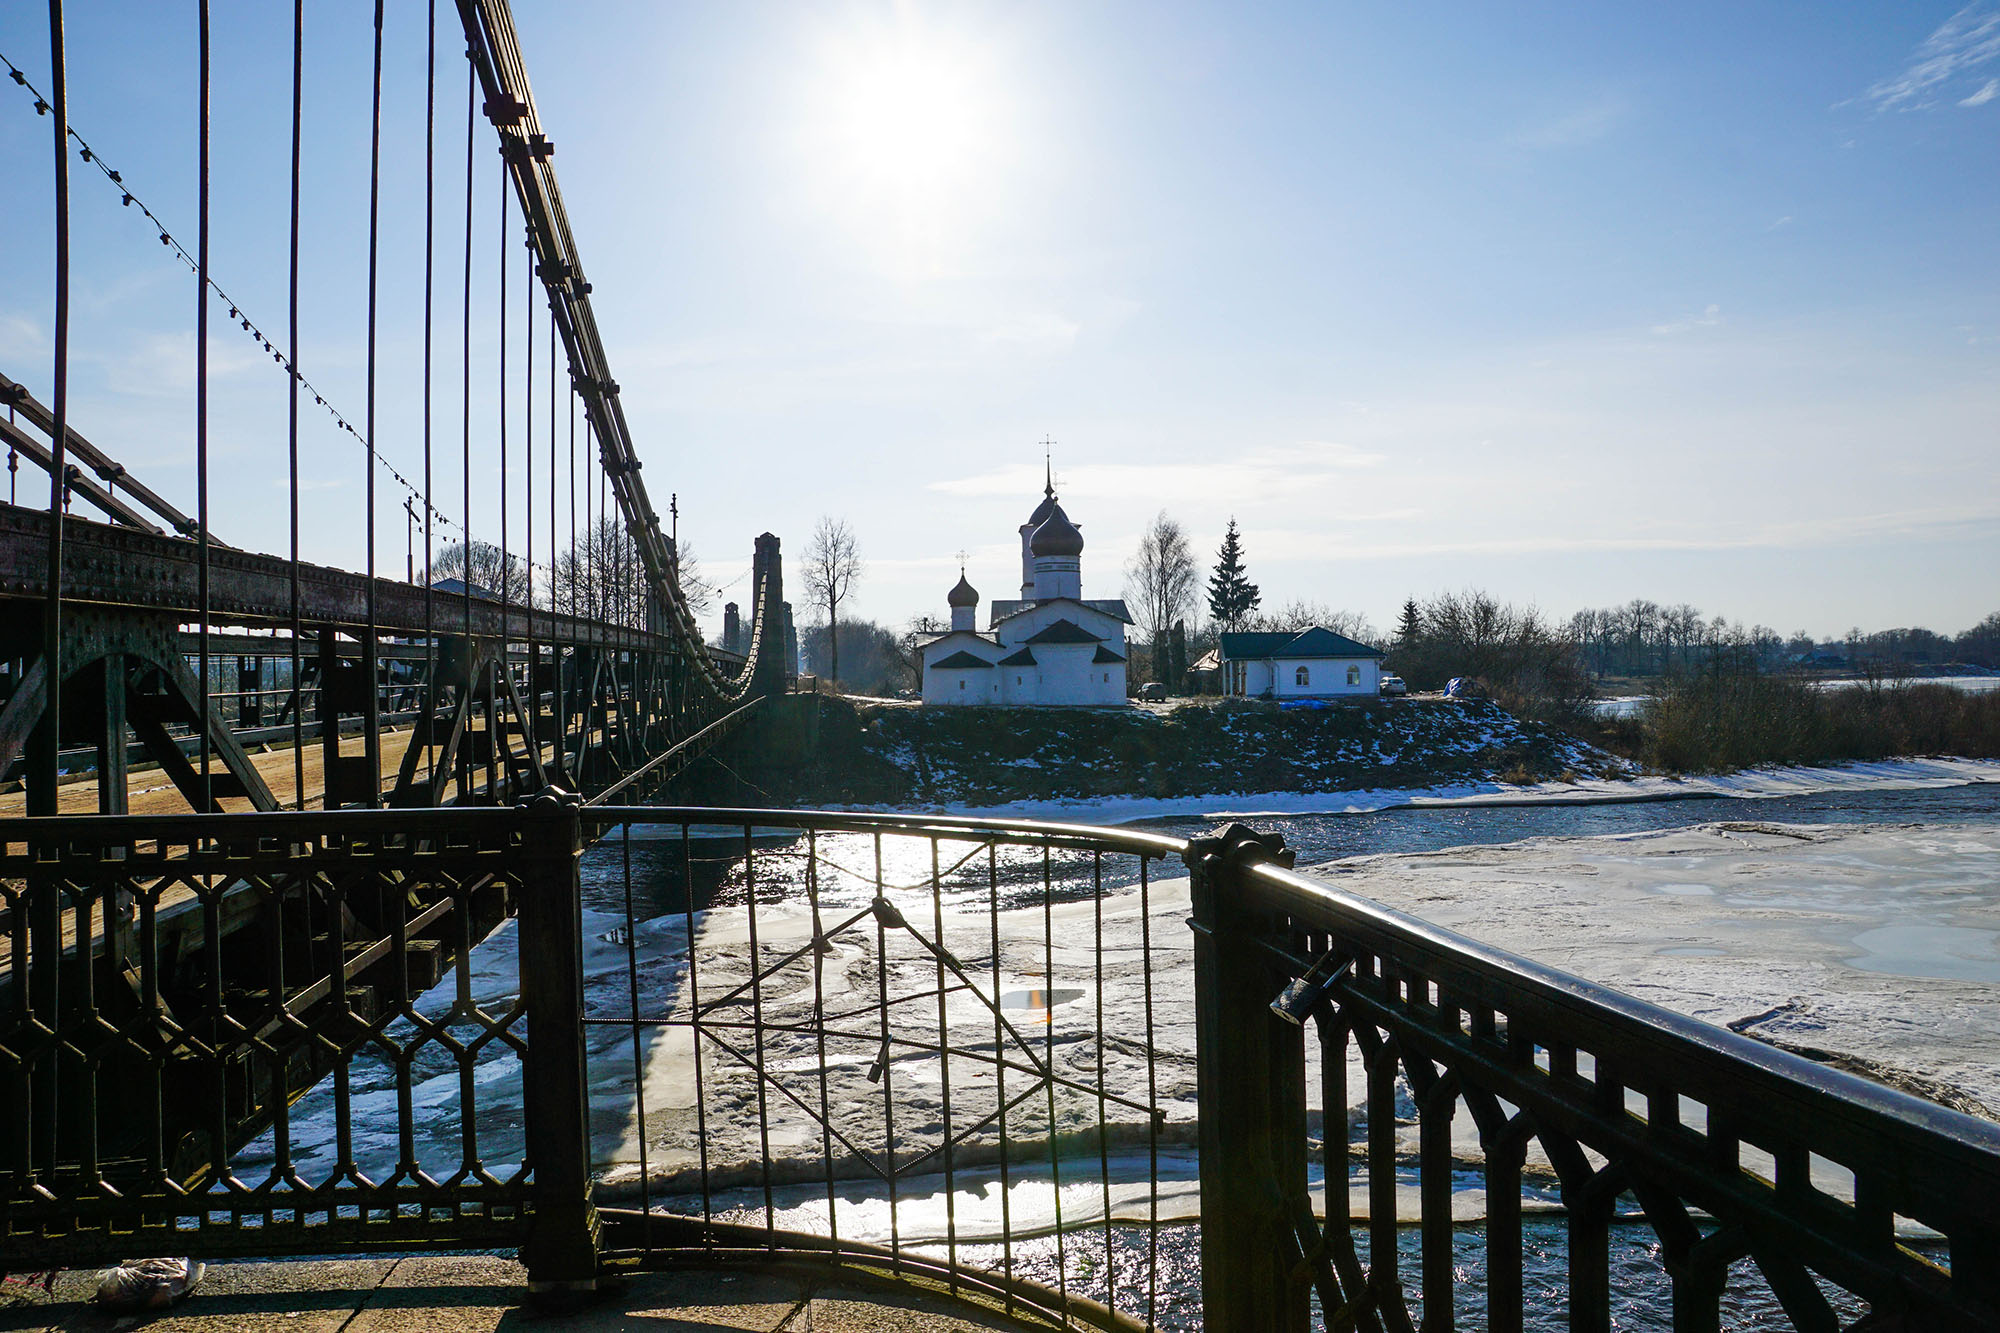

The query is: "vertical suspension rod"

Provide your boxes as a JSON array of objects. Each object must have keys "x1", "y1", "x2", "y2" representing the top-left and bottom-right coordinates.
[
  {"x1": 452, "y1": 0, "x2": 755, "y2": 697},
  {"x1": 362, "y1": 0, "x2": 387, "y2": 806},
  {"x1": 33, "y1": 0, "x2": 71, "y2": 815},
  {"x1": 195, "y1": 0, "x2": 213, "y2": 810}
]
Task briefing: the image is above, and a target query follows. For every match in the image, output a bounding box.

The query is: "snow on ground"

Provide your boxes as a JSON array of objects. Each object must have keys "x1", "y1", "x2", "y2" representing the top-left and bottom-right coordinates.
[{"x1": 245, "y1": 762, "x2": 2000, "y2": 1244}]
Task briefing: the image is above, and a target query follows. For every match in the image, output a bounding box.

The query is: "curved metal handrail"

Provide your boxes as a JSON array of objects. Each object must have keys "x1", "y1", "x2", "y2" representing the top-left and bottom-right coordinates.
[{"x1": 1241, "y1": 855, "x2": 2000, "y2": 1169}]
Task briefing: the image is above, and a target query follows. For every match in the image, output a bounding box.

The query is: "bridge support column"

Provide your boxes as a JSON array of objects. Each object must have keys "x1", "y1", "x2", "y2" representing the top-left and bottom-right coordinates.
[
  {"x1": 751, "y1": 532, "x2": 786, "y2": 699},
  {"x1": 515, "y1": 791, "x2": 600, "y2": 1294}
]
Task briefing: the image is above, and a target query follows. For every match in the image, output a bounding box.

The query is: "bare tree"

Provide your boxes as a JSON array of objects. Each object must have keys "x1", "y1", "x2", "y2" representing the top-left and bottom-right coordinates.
[
  {"x1": 668, "y1": 539, "x2": 712, "y2": 619},
  {"x1": 802, "y1": 516, "x2": 862, "y2": 685},
  {"x1": 1253, "y1": 599, "x2": 1380, "y2": 643},
  {"x1": 433, "y1": 539, "x2": 527, "y2": 603},
  {"x1": 1125, "y1": 510, "x2": 1197, "y2": 641},
  {"x1": 550, "y1": 518, "x2": 649, "y2": 628}
]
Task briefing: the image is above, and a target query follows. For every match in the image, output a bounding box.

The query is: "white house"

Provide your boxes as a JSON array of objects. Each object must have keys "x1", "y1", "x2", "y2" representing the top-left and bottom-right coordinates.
[
  {"x1": 919, "y1": 476, "x2": 1131, "y2": 706},
  {"x1": 1217, "y1": 628, "x2": 1385, "y2": 699}
]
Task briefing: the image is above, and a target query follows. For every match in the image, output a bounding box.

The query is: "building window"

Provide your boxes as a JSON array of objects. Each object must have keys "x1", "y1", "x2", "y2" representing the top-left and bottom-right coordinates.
[
  {"x1": 1295, "y1": 665, "x2": 1310, "y2": 687},
  {"x1": 1347, "y1": 665, "x2": 1361, "y2": 686},
  {"x1": 959, "y1": 680, "x2": 965, "y2": 690},
  {"x1": 1103, "y1": 672, "x2": 1110, "y2": 683},
  {"x1": 1016, "y1": 676, "x2": 1023, "y2": 684}
]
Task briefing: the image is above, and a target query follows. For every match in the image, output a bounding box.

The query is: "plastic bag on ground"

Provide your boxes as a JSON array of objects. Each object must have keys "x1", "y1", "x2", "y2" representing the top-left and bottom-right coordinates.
[{"x1": 93, "y1": 1257, "x2": 205, "y2": 1311}]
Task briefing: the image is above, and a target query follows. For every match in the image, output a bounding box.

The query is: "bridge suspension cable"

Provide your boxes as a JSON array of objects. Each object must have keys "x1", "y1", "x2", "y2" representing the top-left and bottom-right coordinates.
[{"x1": 454, "y1": 0, "x2": 783, "y2": 705}]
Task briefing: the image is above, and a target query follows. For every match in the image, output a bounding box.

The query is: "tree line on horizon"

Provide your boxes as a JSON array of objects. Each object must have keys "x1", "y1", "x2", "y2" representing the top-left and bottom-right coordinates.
[
  {"x1": 427, "y1": 522, "x2": 713, "y2": 630},
  {"x1": 760, "y1": 508, "x2": 2000, "y2": 706}
]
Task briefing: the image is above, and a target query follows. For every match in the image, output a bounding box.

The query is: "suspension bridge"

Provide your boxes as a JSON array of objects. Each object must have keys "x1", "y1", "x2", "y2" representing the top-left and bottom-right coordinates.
[
  {"x1": 5, "y1": 5, "x2": 2000, "y2": 1331},
  {"x1": 2, "y1": 1, "x2": 791, "y2": 828}
]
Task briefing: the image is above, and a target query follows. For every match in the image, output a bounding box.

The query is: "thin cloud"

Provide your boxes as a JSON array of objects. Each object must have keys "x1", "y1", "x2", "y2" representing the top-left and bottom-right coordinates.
[
  {"x1": 1508, "y1": 97, "x2": 1626, "y2": 150},
  {"x1": 1864, "y1": 4, "x2": 2000, "y2": 111},
  {"x1": 1650, "y1": 303, "x2": 1723, "y2": 336},
  {"x1": 1258, "y1": 503, "x2": 2000, "y2": 563},
  {"x1": 0, "y1": 313, "x2": 46, "y2": 362},
  {"x1": 929, "y1": 443, "x2": 1387, "y2": 512},
  {"x1": 1766, "y1": 216, "x2": 1794, "y2": 231}
]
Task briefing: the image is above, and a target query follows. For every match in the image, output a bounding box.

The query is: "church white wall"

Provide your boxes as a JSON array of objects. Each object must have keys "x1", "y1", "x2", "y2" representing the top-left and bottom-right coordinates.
[
  {"x1": 1031, "y1": 557, "x2": 1082, "y2": 601},
  {"x1": 924, "y1": 668, "x2": 1002, "y2": 705},
  {"x1": 994, "y1": 600, "x2": 1125, "y2": 647},
  {"x1": 1025, "y1": 643, "x2": 1125, "y2": 706},
  {"x1": 922, "y1": 657, "x2": 1123, "y2": 706},
  {"x1": 999, "y1": 664, "x2": 1040, "y2": 706}
]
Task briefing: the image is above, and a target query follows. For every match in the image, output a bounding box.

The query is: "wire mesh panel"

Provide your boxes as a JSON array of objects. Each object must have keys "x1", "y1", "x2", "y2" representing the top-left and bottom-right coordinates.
[
  {"x1": 581, "y1": 808, "x2": 1191, "y2": 1331},
  {"x1": 0, "y1": 807, "x2": 570, "y2": 1267}
]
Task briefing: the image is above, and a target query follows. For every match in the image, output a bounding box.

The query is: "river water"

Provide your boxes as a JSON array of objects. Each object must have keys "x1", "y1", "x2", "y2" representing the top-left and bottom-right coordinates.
[
  {"x1": 1128, "y1": 779, "x2": 2000, "y2": 863},
  {"x1": 594, "y1": 779, "x2": 1997, "y2": 1329},
  {"x1": 254, "y1": 776, "x2": 1999, "y2": 1329},
  {"x1": 1064, "y1": 780, "x2": 1998, "y2": 1329}
]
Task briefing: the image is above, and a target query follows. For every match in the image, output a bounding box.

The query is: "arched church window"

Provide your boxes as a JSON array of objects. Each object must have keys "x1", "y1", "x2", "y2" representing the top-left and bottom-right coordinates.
[
  {"x1": 1347, "y1": 665, "x2": 1361, "y2": 686},
  {"x1": 1295, "y1": 666, "x2": 1310, "y2": 687}
]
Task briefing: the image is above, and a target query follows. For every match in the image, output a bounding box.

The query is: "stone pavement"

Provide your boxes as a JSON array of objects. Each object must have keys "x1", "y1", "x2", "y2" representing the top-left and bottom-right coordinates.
[{"x1": 0, "y1": 1255, "x2": 1057, "y2": 1332}]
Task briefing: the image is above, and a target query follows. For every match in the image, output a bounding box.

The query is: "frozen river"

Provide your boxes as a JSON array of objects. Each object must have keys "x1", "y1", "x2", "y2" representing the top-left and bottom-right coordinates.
[{"x1": 248, "y1": 769, "x2": 2000, "y2": 1329}]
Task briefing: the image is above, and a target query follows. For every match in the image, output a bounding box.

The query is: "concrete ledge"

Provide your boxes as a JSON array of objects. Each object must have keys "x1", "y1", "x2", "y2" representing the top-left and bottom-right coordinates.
[{"x1": 0, "y1": 1255, "x2": 1058, "y2": 1332}]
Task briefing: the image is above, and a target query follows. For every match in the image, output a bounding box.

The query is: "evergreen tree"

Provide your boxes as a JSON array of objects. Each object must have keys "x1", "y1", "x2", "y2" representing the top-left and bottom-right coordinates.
[
  {"x1": 1206, "y1": 519, "x2": 1261, "y2": 631},
  {"x1": 1396, "y1": 598, "x2": 1422, "y2": 649}
]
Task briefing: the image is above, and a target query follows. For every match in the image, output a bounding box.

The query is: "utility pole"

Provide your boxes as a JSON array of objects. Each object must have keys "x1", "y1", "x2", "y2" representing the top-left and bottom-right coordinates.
[{"x1": 404, "y1": 495, "x2": 418, "y2": 582}]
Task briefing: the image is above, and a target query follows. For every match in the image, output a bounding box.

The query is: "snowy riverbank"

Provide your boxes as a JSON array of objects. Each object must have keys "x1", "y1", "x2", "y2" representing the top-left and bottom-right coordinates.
[
  {"x1": 246, "y1": 768, "x2": 2000, "y2": 1247},
  {"x1": 815, "y1": 754, "x2": 2000, "y2": 827}
]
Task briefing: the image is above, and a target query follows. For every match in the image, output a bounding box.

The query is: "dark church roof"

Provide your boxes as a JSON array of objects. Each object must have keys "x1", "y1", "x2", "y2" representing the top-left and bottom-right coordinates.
[
  {"x1": 1029, "y1": 504, "x2": 1084, "y2": 558},
  {"x1": 998, "y1": 647, "x2": 1037, "y2": 666},
  {"x1": 1025, "y1": 618, "x2": 1102, "y2": 645},
  {"x1": 1092, "y1": 645, "x2": 1126, "y2": 664},
  {"x1": 932, "y1": 650, "x2": 994, "y2": 670}
]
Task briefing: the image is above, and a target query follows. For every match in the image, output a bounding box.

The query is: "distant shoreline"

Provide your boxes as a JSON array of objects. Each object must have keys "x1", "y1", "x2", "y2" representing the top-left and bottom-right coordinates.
[{"x1": 805, "y1": 755, "x2": 2000, "y2": 827}]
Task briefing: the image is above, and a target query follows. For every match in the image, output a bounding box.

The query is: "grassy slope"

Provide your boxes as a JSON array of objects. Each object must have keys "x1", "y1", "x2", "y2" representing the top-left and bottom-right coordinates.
[{"x1": 728, "y1": 697, "x2": 1624, "y2": 808}]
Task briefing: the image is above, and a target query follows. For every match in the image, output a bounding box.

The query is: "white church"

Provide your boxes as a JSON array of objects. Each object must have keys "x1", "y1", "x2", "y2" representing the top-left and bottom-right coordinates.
[{"x1": 919, "y1": 474, "x2": 1131, "y2": 706}]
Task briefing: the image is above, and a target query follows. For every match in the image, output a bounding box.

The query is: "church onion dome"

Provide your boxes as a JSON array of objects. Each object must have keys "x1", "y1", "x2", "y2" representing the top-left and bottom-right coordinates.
[
  {"x1": 1029, "y1": 504, "x2": 1084, "y2": 557},
  {"x1": 948, "y1": 573, "x2": 980, "y2": 607},
  {"x1": 1026, "y1": 490, "x2": 1059, "y2": 528}
]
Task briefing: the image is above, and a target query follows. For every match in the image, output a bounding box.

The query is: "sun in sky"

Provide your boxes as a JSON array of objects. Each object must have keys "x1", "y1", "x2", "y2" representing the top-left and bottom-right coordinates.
[{"x1": 793, "y1": 8, "x2": 1020, "y2": 278}]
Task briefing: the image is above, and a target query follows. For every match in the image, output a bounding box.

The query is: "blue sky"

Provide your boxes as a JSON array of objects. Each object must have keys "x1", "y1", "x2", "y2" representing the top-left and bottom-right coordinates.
[{"x1": 2, "y1": 2, "x2": 1996, "y2": 640}]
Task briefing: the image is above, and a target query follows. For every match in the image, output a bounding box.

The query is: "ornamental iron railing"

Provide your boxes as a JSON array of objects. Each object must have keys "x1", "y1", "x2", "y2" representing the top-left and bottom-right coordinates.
[{"x1": 2, "y1": 806, "x2": 1997, "y2": 1332}]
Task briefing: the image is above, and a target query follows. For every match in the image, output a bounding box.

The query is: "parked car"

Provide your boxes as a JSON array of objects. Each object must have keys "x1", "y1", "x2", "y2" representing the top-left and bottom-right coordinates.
[
  {"x1": 1378, "y1": 674, "x2": 1408, "y2": 696},
  {"x1": 1137, "y1": 681, "x2": 1168, "y2": 702}
]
